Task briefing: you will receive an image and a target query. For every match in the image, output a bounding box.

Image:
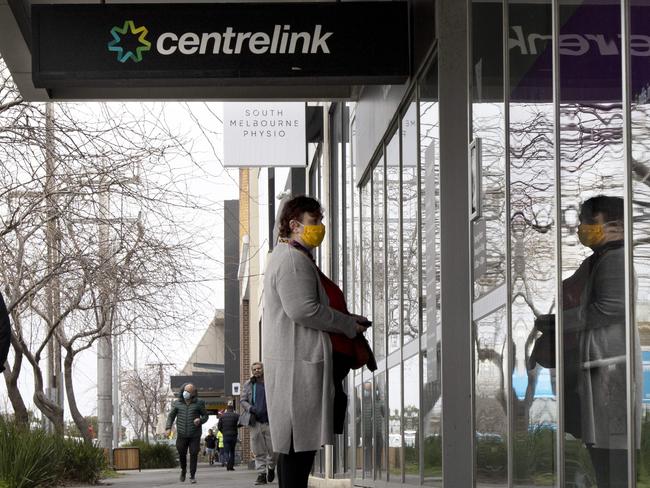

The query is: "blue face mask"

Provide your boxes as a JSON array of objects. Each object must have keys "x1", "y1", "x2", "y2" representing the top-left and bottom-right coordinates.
[{"x1": 183, "y1": 391, "x2": 191, "y2": 400}]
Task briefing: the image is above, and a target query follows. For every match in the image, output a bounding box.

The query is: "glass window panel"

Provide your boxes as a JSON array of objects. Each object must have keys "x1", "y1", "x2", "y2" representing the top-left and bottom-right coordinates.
[
  {"x1": 345, "y1": 109, "x2": 355, "y2": 309},
  {"x1": 363, "y1": 377, "x2": 374, "y2": 478},
  {"x1": 631, "y1": 1, "x2": 650, "y2": 484},
  {"x1": 356, "y1": 384, "x2": 363, "y2": 478},
  {"x1": 420, "y1": 59, "x2": 443, "y2": 487},
  {"x1": 558, "y1": 2, "x2": 631, "y2": 486},
  {"x1": 404, "y1": 355, "x2": 420, "y2": 485},
  {"x1": 373, "y1": 158, "x2": 386, "y2": 360},
  {"x1": 388, "y1": 364, "x2": 402, "y2": 481},
  {"x1": 361, "y1": 182, "x2": 373, "y2": 348},
  {"x1": 472, "y1": 1, "x2": 508, "y2": 485},
  {"x1": 374, "y1": 372, "x2": 387, "y2": 481},
  {"x1": 506, "y1": 1, "x2": 558, "y2": 486},
  {"x1": 474, "y1": 308, "x2": 508, "y2": 487},
  {"x1": 386, "y1": 131, "x2": 401, "y2": 354},
  {"x1": 402, "y1": 102, "x2": 419, "y2": 347}
]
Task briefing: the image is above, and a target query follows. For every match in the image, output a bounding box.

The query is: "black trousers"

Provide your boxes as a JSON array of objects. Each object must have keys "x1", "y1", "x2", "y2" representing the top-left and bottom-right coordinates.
[
  {"x1": 588, "y1": 447, "x2": 628, "y2": 488},
  {"x1": 223, "y1": 434, "x2": 238, "y2": 470},
  {"x1": 176, "y1": 436, "x2": 201, "y2": 477},
  {"x1": 277, "y1": 438, "x2": 316, "y2": 488}
]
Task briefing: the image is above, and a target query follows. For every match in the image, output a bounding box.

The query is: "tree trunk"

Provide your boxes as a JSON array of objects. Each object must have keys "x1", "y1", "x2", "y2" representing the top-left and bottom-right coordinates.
[
  {"x1": 2, "y1": 337, "x2": 29, "y2": 425},
  {"x1": 31, "y1": 361, "x2": 64, "y2": 434},
  {"x1": 63, "y1": 349, "x2": 91, "y2": 444}
]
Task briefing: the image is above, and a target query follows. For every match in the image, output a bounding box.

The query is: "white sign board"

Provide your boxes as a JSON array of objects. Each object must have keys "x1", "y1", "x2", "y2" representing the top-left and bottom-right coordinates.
[
  {"x1": 224, "y1": 102, "x2": 307, "y2": 167},
  {"x1": 232, "y1": 382, "x2": 241, "y2": 396}
]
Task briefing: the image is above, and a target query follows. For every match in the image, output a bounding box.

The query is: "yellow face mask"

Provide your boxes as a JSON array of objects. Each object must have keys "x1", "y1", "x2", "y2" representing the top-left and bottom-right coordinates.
[
  {"x1": 298, "y1": 222, "x2": 326, "y2": 248},
  {"x1": 577, "y1": 223, "x2": 605, "y2": 247}
]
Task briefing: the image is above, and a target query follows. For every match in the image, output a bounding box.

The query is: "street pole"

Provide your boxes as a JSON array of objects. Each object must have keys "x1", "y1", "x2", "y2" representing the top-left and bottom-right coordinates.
[
  {"x1": 45, "y1": 102, "x2": 64, "y2": 432},
  {"x1": 97, "y1": 183, "x2": 114, "y2": 454},
  {"x1": 113, "y1": 332, "x2": 120, "y2": 448}
]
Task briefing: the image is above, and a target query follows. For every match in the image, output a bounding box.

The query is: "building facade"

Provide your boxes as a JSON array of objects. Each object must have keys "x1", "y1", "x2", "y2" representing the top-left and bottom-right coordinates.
[{"x1": 242, "y1": 2, "x2": 650, "y2": 487}]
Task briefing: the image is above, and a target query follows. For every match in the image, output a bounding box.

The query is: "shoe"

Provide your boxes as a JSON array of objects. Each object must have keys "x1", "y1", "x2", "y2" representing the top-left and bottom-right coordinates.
[
  {"x1": 267, "y1": 467, "x2": 275, "y2": 483},
  {"x1": 180, "y1": 472, "x2": 186, "y2": 482},
  {"x1": 190, "y1": 477, "x2": 197, "y2": 484},
  {"x1": 255, "y1": 473, "x2": 267, "y2": 485}
]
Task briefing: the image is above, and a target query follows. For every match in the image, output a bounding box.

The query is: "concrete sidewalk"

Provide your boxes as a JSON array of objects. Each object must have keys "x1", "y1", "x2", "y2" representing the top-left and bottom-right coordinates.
[{"x1": 80, "y1": 464, "x2": 264, "y2": 488}]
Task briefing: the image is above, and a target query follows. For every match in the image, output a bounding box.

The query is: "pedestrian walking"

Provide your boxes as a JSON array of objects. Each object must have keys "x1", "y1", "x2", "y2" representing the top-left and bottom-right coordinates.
[
  {"x1": 263, "y1": 196, "x2": 369, "y2": 488},
  {"x1": 217, "y1": 428, "x2": 225, "y2": 466},
  {"x1": 204, "y1": 429, "x2": 217, "y2": 465},
  {"x1": 165, "y1": 383, "x2": 209, "y2": 484},
  {"x1": 218, "y1": 402, "x2": 240, "y2": 471},
  {"x1": 241, "y1": 362, "x2": 276, "y2": 485}
]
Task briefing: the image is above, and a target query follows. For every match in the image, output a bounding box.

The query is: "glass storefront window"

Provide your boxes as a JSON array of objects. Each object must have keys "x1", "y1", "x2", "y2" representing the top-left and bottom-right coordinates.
[
  {"x1": 402, "y1": 102, "x2": 419, "y2": 348},
  {"x1": 558, "y1": 2, "x2": 631, "y2": 487},
  {"x1": 386, "y1": 130, "x2": 401, "y2": 355},
  {"x1": 388, "y1": 364, "x2": 402, "y2": 481},
  {"x1": 374, "y1": 372, "x2": 387, "y2": 481},
  {"x1": 505, "y1": 1, "x2": 558, "y2": 486},
  {"x1": 474, "y1": 307, "x2": 508, "y2": 487},
  {"x1": 420, "y1": 59, "x2": 442, "y2": 487},
  {"x1": 403, "y1": 355, "x2": 420, "y2": 485},
  {"x1": 361, "y1": 182, "x2": 373, "y2": 349},
  {"x1": 373, "y1": 157, "x2": 386, "y2": 360},
  {"x1": 363, "y1": 375, "x2": 374, "y2": 479},
  {"x1": 355, "y1": 384, "x2": 363, "y2": 478},
  {"x1": 631, "y1": 1, "x2": 650, "y2": 484}
]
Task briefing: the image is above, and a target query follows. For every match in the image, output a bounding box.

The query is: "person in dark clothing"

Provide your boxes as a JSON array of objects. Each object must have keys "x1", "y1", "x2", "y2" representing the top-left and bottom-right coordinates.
[
  {"x1": 166, "y1": 383, "x2": 209, "y2": 484},
  {"x1": 0, "y1": 292, "x2": 11, "y2": 373},
  {"x1": 241, "y1": 362, "x2": 276, "y2": 485},
  {"x1": 204, "y1": 429, "x2": 217, "y2": 465},
  {"x1": 218, "y1": 402, "x2": 240, "y2": 471}
]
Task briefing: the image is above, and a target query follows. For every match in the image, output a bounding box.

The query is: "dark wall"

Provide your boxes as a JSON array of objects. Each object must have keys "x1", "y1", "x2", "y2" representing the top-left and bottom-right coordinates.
[
  {"x1": 224, "y1": 200, "x2": 240, "y2": 395},
  {"x1": 412, "y1": 0, "x2": 436, "y2": 72}
]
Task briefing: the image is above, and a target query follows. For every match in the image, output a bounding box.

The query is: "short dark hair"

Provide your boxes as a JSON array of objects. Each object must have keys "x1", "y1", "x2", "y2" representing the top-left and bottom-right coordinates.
[
  {"x1": 580, "y1": 195, "x2": 624, "y2": 223},
  {"x1": 278, "y1": 195, "x2": 323, "y2": 238}
]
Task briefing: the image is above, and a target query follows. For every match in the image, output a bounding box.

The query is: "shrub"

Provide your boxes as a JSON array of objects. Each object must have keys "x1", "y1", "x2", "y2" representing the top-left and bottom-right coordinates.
[
  {"x1": 0, "y1": 418, "x2": 106, "y2": 487},
  {"x1": 59, "y1": 437, "x2": 107, "y2": 484},
  {"x1": 126, "y1": 440, "x2": 178, "y2": 469},
  {"x1": 0, "y1": 419, "x2": 62, "y2": 488}
]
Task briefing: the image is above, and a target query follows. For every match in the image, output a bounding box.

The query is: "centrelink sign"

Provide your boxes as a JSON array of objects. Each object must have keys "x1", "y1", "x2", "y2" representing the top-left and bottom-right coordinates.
[{"x1": 31, "y1": 3, "x2": 409, "y2": 88}]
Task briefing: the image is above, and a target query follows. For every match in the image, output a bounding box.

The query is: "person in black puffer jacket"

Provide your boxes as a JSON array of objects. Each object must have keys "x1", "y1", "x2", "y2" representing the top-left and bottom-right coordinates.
[
  {"x1": 166, "y1": 383, "x2": 209, "y2": 483},
  {"x1": 218, "y1": 402, "x2": 240, "y2": 471}
]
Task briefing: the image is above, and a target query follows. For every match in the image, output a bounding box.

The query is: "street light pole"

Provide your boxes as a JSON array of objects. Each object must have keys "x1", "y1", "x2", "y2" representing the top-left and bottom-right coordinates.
[
  {"x1": 97, "y1": 183, "x2": 114, "y2": 454},
  {"x1": 45, "y1": 102, "x2": 64, "y2": 432}
]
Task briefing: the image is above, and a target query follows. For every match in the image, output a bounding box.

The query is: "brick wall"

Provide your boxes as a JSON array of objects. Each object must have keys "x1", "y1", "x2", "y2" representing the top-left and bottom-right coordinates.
[
  {"x1": 239, "y1": 298, "x2": 252, "y2": 465},
  {"x1": 238, "y1": 169, "x2": 252, "y2": 465}
]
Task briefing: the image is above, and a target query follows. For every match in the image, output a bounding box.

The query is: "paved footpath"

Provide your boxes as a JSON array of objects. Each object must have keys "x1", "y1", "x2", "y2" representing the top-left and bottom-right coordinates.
[{"x1": 78, "y1": 464, "x2": 266, "y2": 488}]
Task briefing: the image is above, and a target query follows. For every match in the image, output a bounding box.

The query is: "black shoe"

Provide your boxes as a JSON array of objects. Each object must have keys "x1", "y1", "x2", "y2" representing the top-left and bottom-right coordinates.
[
  {"x1": 255, "y1": 473, "x2": 267, "y2": 485},
  {"x1": 180, "y1": 472, "x2": 186, "y2": 482},
  {"x1": 190, "y1": 477, "x2": 197, "y2": 484},
  {"x1": 267, "y1": 467, "x2": 275, "y2": 483}
]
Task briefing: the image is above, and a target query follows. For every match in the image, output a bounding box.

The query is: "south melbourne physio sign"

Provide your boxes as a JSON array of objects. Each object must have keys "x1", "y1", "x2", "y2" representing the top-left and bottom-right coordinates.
[
  {"x1": 224, "y1": 103, "x2": 306, "y2": 167},
  {"x1": 31, "y1": 3, "x2": 409, "y2": 87}
]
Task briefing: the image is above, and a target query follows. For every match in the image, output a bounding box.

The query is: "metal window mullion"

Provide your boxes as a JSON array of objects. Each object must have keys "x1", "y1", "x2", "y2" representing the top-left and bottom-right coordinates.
[
  {"x1": 551, "y1": 0, "x2": 565, "y2": 486},
  {"x1": 620, "y1": 0, "x2": 637, "y2": 484},
  {"x1": 502, "y1": 0, "x2": 514, "y2": 486}
]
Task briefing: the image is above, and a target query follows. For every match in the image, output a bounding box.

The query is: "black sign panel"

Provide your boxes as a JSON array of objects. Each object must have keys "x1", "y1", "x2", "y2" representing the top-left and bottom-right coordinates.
[{"x1": 32, "y1": 2, "x2": 410, "y2": 88}]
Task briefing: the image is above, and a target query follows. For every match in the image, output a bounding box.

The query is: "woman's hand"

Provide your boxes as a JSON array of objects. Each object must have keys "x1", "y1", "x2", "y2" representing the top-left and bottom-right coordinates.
[{"x1": 351, "y1": 314, "x2": 371, "y2": 334}]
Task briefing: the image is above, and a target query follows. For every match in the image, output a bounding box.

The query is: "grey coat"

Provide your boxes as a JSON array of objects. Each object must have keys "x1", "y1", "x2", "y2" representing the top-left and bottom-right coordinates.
[
  {"x1": 567, "y1": 245, "x2": 642, "y2": 450},
  {"x1": 262, "y1": 243, "x2": 357, "y2": 454}
]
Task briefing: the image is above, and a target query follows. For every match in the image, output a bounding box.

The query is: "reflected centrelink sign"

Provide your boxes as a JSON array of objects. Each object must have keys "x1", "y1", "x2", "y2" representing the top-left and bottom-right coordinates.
[
  {"x1": 31, "y1": 2, "x2": 409, "y2": 88},
  {"x1": 474, "y1": 1, "x2": 650, "y2": 103}
]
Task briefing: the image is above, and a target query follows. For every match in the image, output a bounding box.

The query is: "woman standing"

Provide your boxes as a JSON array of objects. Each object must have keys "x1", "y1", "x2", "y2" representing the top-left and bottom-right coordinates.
[{"x1": 263, "y1": 196, "x2": 369, "y2": 488}]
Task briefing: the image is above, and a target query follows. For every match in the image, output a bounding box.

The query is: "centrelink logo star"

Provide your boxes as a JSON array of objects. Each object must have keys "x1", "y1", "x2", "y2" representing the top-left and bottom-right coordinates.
[{"x1": 107, "y1": 20, "x2": 151, "y2": 63}]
